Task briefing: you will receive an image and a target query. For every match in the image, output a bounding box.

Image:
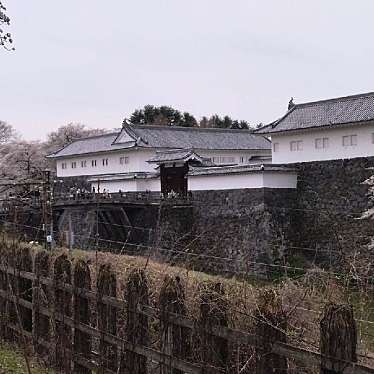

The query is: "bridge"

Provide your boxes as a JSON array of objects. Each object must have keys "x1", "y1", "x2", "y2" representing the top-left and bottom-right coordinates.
[{"x1": 52, "y1": 192, "x2": 193, "y2": 253}]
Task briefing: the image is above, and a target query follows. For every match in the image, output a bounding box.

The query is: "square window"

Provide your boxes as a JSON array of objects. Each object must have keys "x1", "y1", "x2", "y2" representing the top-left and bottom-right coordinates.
[
  {"x1": 343, "y1": 135, "x2": 357, "y2": 146},
  {"x1": 290, "y1": 140, "x2": 303, "y2": 151}
]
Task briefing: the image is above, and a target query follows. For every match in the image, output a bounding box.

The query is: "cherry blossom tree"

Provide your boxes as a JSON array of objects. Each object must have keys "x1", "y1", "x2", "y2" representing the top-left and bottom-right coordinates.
[{"x1": 0, "y1": 1, "x2": 14, "y2": 50}]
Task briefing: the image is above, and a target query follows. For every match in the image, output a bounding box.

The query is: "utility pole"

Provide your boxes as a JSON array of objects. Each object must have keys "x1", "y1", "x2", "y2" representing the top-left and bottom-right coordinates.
[{"x1": 41, "y1": 169, "x2": 54, "y2": 250}]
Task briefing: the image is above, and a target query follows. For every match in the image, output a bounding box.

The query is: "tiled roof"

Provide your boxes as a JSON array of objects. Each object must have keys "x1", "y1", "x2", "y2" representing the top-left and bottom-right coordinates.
[
  {"x1": 47, "y1": 132, "x2": 130, "y2": 158},
  {"x1": 188, "y1": 164, "x2": 296, "y2": 176},
  {"x1": 256, "y1": 91, "x2": 374, "y2": 134},
  {"x1": 114, "y1": 123, "x2": 271, "y2": 150},
  {"x1": 49, "y1": 123, "x2": 271, "y2": 158},
  {"x1": 87, "y1": 172, "x2": 159, "y2": 182},
  {"x1": 147, "y1": 149, "x2": 213, "y2": 165}
]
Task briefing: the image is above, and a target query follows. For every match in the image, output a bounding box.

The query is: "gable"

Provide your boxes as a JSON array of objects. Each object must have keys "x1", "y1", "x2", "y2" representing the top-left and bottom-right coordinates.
[
  {"x1": 258, "y1": 91, "x2": 374, "y2": 135},
  {"x1": 115, "y1": 130, "x2": 136, "y2": 144}
]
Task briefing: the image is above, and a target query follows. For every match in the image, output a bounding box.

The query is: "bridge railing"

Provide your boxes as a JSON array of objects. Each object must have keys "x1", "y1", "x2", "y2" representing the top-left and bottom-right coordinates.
[{"x1": 52, "y1": 191, "x2": 193, "y2": 205}]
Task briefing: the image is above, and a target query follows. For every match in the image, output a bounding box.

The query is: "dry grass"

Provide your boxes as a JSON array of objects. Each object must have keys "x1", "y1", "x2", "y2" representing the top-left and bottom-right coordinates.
[
  {"x1": 4, "y1": 240, "x2": 374, "y2": 360},
  {"x1": 0, "y1": 341, "x2": 54, "y2": 374}
]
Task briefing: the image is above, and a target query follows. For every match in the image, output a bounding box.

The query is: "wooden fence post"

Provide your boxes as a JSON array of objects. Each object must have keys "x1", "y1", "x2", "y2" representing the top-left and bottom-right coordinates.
[
  {"x1": 73, "y1": 259, "x2": 92, "y2": 374},
  {"x1": 6, "y1": 243, "x2": 18, "y2": 341},
  {"x1": 199, "y1": 282, "x2": 229, "y2": 374},
  {"x1": 120, "y1": 268, "x2": 149, "y2": 374},
  {"x1": 0, "y1": 242, "x2": 9, "y2": 339},
  {"x1": 97, "y1": 263, "x2": 118, "y2": 373},
  {"x1": 159, "y1": 275, "x2": 190, "y2": 374},
  {"x1": 33, "y1": 250, "x2": 51, "y2": 357},
  {"x1": 53, "y1": 254, "x2": 73, "y2": 373},
  {"x1": 320, "y1": 303, "x2": 357, "y2": 374},
  {"x1": 255, "y1": 289, "x2": 287, "y2": 374},
  {"x1": 18, "y1": 247, "x2": 33, "y2": 333}
]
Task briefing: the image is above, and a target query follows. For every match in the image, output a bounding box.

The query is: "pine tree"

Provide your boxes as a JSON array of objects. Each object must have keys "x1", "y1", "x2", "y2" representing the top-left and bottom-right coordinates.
[{"x1": 181, "y1": 112, "x2": 198, "y2": 127}]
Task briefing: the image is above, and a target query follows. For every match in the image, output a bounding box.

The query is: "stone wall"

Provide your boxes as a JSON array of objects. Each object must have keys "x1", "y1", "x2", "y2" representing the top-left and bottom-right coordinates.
[
  {"x1": 179, "y1": 188, "x2": 297, "y2": 276},
  {"x1": 289, "y1": 157, "x2": 374, "y2": 269},
  {"x1": 171, "y1": 156, "x2": 374, "y2": 276},
  {"x1": 19, "y1": 156, "x2": 374, "y2": 278}
]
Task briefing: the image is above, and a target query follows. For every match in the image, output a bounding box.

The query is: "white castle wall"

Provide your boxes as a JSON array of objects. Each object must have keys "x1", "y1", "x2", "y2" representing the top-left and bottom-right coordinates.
[
  {"x1": 89, "y1": 170, "x2": 297, "y2": 193},
  {"x1": 271, "y1": 122, "x2": 374, "y2": 164},
  {"x1": 56, "y1": 148, "x2": 155, "y2": 177},
  {"x1": 56, "y1": 148, "x2": 271, "y2": 178},
  {"x1": 188, "y1": 171, "x2": 297, "y2": 191}
]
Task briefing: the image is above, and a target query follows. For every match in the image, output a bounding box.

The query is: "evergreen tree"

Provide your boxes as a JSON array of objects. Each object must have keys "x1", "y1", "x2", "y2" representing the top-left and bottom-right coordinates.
[
  {"x1": 239, "y1": 120, "x2": 250, "y2": 130},
  {"x1": 181, "y1": 112, "x2": 198, "y2": 127},
  {"x1": 222, "y1": 115, "x2": 233, "y2": 129},
  {"x1": 208, "y1": 115, "x2": 223, "y2": 128},
  {"x1": 129, "y1": 109, "x2": 145, "y2": 124},
  {"x1": 129, "y1": 105, "x2": 253, "y2": 130},
  {"x1": 199, "y1": 116, "x2": 209, "y2": 128},
  {"x1": 143, "y1": 105, "x2": 157, "y2": 124}
]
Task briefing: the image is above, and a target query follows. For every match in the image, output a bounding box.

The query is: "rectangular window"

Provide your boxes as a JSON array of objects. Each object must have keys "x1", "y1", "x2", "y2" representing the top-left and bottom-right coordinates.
[
  {"x1": 61, "y1": 162, "x2": 67, "y2": 170},
  {"x1": 92, "y1": 160, "x2": 97, "y2": 167},
  {"x1": 290, "y1": 140, "x2": 303, "y2": 151},
  {"x1": 219, "y1": 156, "x2": 235, "y2": 164},
  {"x1": 120, "y1": 156, "x2": 129, "y2": 165},
  {"x1": 273, "y1": 143, "x2": 280, "y2": 152},
  {"x1": 351, "y1": 134, "x2": 357, "y2": 146},
  {"x1": 81, "y1": 160, "x2": 87, "y2": 168},
  {"x1": 239, "y1": 156, "x2": 245, "y2": 163},
  {"x1": 342, "y1": 136, "x2": 349, "y2": 146},
  {"x1": 343, "y1": 135, "x2": 357, "y2": 146},
  {"x1": 315, "y1": 137, "x2": 329, "y2": 149},
  {"x1": 71, "y1": 161, "x2": 77, "y2": 169},
  {"x1": 212, "y1": 156, "x2": 220, "y2": 163},
  {"x1": 102, "y1": 158, "x2": 108, "y2": 166}
]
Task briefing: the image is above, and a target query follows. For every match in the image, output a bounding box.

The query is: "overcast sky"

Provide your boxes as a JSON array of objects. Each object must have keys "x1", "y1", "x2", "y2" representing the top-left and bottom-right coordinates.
[{"x1": 1, "y1": 0, "x2": 374, "y2": 140}]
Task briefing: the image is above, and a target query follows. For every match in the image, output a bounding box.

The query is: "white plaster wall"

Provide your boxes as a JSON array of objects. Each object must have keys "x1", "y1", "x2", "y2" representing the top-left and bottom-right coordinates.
[
  {"x1": 90, "y1": 178, "x2": 161, "y2": 193},
  {"x1": 55, "y1": 147, "x2": 272, "y2": 178},
  {"x1": 271, "y1": 123, "x2": 374, "y2": 163},
  {"x1": 198, "y1": 149, "x2": 271, "y2": 164},
  {"x1": 188, "y1": 172, "x2": 297, "y2": 191},
  {"x1": 90, "y1": 172, "x2": 296, "y2": 193},
  {"x1": 136, "y1": 178, "x2": 161, "y2": 192},
  {"x1": 56, "y1": 148, "x2": 156, "y2": 177},
  {"x1": 91, "y1": 179, "x2": 138, "y2": 192},
  {"x1": 262, "y1": 172, "x2": 298, "y2": 188}
]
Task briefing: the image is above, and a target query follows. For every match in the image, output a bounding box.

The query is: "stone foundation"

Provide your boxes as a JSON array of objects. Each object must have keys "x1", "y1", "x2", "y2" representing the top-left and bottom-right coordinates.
[{"x1": 288, "y1": 157, "x2": 374, "y2": 269}]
